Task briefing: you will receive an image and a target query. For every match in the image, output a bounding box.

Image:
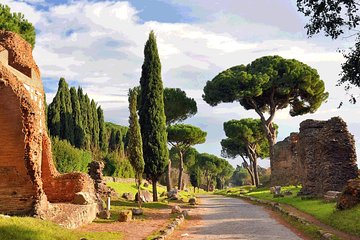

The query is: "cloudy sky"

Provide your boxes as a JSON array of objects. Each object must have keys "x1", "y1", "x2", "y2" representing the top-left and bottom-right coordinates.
[{"x1": 4, "y1": 0, "x2": 360, "y2": 167}]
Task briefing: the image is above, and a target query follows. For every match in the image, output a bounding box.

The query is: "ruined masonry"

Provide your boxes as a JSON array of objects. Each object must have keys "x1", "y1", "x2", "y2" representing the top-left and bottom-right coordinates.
[
  {"x1": 271, "y1": 117, "x2": 358, "y2": 196},
  {"x1": 0, "y1": 31, "x2": 98, "y2": 228}
]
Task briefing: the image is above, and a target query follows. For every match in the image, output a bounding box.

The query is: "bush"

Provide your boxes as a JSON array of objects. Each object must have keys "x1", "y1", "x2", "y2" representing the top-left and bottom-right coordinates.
[
  {"x1": 103, "y1": 152, "x2": 135, "y2": 178},
  {"x1": 52, "y1": 137, "x2": 92, "y2": 173}
]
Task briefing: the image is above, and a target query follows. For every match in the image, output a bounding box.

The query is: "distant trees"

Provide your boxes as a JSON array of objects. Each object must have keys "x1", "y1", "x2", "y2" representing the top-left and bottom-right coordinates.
[
  {"x1": 297, "y1": 0, "x2": 360, "y2": 102},
  {"x1": 128, "y1": 88, "x2": 145, "y2": 207},
  {"x1": 167, "y1": 124, "x2": 206, "y2": 190},
  {"x1": 203, "y1": 56, "x2": 328, "y2": 162},
  {"x1": 221, "y1": 118, "x2": 272, "y2": 187},
  {"x1": 139, "y1": 31, "x2": 168, "y2": 201},
  {"x1": 0, "y1": 4, "x2": 36, "y2": 48},
  {"x1": 195, "y1": 153, "x2": 233, "y2": 191}
]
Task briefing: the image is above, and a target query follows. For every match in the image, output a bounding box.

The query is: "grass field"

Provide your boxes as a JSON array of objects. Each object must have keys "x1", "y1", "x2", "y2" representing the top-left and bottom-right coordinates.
[
  {"x1": 216, "y1": 186, "x2": 360, "y2": 237},
  {"x1": 0, "y1": 216, "x2": 122, "y2": 240}
]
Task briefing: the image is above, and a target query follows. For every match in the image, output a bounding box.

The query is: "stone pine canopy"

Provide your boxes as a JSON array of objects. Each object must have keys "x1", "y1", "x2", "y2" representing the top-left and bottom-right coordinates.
[{"x1": 0, "y1": 31, "x2": 98, "y2": 228}]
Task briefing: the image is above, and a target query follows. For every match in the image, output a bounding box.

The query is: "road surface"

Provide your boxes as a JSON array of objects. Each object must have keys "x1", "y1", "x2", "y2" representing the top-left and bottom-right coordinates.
[{"x1": 181, "y1": 195, "x2": 303, "y2": 240}]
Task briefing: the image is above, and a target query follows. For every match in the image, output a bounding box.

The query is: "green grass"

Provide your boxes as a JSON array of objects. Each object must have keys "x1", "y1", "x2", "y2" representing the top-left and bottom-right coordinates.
[
  {"x1": 106, "y1": 181, "x2": 167, "y2": 196},
  {"x1": 0, "y1": 216, "x2": 122, "y2": 240},
  {"x1": 216, "y1": 186, "x2": 360, "y2": 237}
]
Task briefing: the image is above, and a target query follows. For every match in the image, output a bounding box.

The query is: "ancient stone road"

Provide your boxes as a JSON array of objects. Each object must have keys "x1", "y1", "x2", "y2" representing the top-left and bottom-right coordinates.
[{"x1": 181, "y1": 195, "x2": 303, "y2": 240}]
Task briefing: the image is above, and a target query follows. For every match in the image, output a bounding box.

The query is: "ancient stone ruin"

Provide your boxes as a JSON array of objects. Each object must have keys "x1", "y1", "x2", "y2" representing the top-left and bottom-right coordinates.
[
  {"x1": 271, "y1": 117, "x2": 358, "y2": 197},
  {"x1": 88, "y1": 161, "x2": 117, "y2": 197},
  {"x1": 0, "y1": 31, "x2": 98, "y2": 228},
  {"x1": 271, "y1": 133, "x2": 300, "y2": 186}
]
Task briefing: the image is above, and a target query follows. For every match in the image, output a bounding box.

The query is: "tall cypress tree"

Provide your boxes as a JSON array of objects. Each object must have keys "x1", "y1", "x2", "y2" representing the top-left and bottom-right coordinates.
[
  {"x1": 128, "y1": 88, "x2": 145, "y2": 207},
  {"x1": 85, "y1": 94, "x2": 93, "y2": 149},
  {"x1": 91, "y1": 99, "x2": 100, "y2": 148},
  {"x1": 48, "y1": 78, "x2": 74, "y2": 144},
  {"x1": 70, "y1": 87, "x2": 84, "y2": 148},
  {"x1": 97, "y1": 106, "x2": 106, "y2": 151},
  {"x1": 78, "y1": 87, "x2": 89, "y2": 149},
  {"x1": 139, "y1": 31, "x2": 168, "y2": 201}
]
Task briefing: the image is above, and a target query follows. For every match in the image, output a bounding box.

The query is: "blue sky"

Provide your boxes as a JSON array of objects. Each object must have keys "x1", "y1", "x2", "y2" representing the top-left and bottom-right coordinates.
[{"x1": 5, "y1": 0, "x2": 360, "y2": 168}]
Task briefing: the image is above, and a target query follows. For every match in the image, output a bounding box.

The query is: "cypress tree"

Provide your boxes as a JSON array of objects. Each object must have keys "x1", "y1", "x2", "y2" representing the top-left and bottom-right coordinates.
[
  {"x1": 128, "y1": 88, "x2": 145, "y2": 207},
  {"x1": 48, "y1": 78, "x2": 74, "y2": 144},
  {"x1": 85, "y1": 94, "x2": 93, "y2": 149},
  {"x1": 78, "y1": 87, "x2": 89, "y2": 149},
  {"x1": 70, "y1": 87, "x2": 84, "y2": 148},
  {"x1": 97, "y1": 106, "x2": 106, "y2": 151},
  {"x1": 139, "y1": 31, "x2": 168, "y2": 201},
  {"x1": 91, "y1": 99, "x2": 100, "y2": 149}
]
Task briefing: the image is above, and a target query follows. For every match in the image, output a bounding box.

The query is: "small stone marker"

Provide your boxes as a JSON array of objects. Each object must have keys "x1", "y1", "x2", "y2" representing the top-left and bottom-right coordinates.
[{"x1": 118, "y1": 210, "x2": 132, "y2": 222}]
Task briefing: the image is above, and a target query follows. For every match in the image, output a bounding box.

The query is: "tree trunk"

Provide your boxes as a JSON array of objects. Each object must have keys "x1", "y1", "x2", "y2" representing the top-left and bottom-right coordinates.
[
  {"x1": 152, "y1": 179, "x2": 158, "y2": 201},
  {"x1": 253, "y1": 158, "x2": 259, "y2": 187},
  {"x1": 178, "y1": 151, "x2": 184, "y2": 190},
  {"x1": 137, "y1": 178, "x2": 142, "y2": 208},
  {"x1": 206, "y1": 175, "x2": 210, "y2": 192},
  {"x1": 166, "y1": 159, "x2": 172, "y2": 192},
  {"x1": 242, "y1": 159, "x2": 255, "y2": 185}
]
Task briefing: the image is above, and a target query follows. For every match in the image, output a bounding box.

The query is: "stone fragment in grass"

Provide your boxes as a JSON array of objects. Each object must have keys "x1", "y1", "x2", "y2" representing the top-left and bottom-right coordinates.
[
  {"x1": 118, "y1": 210, "x2": 132, "y2": 222},
  {"x1": 171, "y1": 205, "x2": 182, "y2": 214}
]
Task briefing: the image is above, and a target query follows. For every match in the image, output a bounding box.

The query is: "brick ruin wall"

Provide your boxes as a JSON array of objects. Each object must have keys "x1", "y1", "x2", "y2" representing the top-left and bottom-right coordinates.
[
  {"x1": 271, "y1": 117, "x2": 358, "y2": 196},
  {"x1": 271, "y1": 133, "x2": 300, "y2": 187},
  {"x1": 0, "y1": 31, "x2": 98, "y2": 226}
]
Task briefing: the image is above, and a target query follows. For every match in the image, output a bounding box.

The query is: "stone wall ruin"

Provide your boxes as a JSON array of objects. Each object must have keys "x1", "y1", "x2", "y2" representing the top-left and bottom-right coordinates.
[
  {"x1": 271, "y1": 117, "x2": 358, "y2": 196},
  {"x1": 0, "y1": 31, "x2": 98, "y2": 228}
]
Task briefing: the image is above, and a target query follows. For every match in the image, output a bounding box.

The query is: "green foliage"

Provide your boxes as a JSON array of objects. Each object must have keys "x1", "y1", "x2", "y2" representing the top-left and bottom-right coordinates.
[
  {"x1": 70, "y1": 87, "x2": 85, "y2": 148},
  {"x1": 203, "y1": 56, "x2": 328, "y2": 117},
  {"x1": 139, "y1": 31, "x2": 168, "y2": 199},
  {"x1": 103, "y1": 152, "x2": 135, "y2": 178},
  {"x1": 128, "y1": 88, "x2": 145, "y2": 184},
  {"x1": 97, "y1": 106, "x2": 106, "y2": 151},
  {"x1": 164, "y1": 88, "x2": 197, "y2": 125},
  {"x1": 167, "y1": 124, "x2": 206, "y2": 189},
  {"x1": 231, "y1": 165, "x2": 249, "y2": 186},
  {"x1": 48, "y1": 78, "x2": 75, "y2": 145},
  {"x1": 195, "y1": 153, "x2": 233, "y2": 191},
  {"x1": 51, "y1": 137, "x2": 92, "y2": 173},
  {"x1": 0, "y1": 4, "x2": 36, "y2": 48},
  {"x1": 221, "y1": 118, "x2": 271, "y2": 186},
  {"x1": 222, "y1": 118, "x2": 270, "y2": 159},
  {"x1": 297, "y1": 0, "x2": 360, "y2": 98},
  {"x1": 203, "y1": 55, "x2": 328, "y2": 163},
  {"x1": 189, "y1": 165, "x2": 202, "y2": 189},
  {"x1": 105, "y1": 122, "x2": 128, "y2": 155},
  {"x1": 297, "y1": 0, "x2": 360, "y2": 39},
  {"x1": 167, "y1": 124, "x2": 207, "y2": 150}
]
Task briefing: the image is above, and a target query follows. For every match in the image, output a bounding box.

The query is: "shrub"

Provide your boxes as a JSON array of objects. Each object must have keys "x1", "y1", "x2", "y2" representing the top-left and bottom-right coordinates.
[
  {"x1": 51, "y1": 137, "x2": 92, "y2": 173},
  {"x1": 103, "y1": 152, "x2": 135, "y2": 178}
]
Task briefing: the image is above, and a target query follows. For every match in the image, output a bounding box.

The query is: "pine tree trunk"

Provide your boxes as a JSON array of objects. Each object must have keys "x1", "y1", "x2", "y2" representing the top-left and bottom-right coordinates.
[
  {"x1": 253, "y1": 159, "x2": 259, "y2": 187},
  {"x1": 152, "y1": 179, "x2": 158, "y2": 202},
  {"x1": 178, "y1": 151, "x2": 184, "y2": 190},
  {"x1": 166, "y1": 159, "x2": 172, "y2": 192}
]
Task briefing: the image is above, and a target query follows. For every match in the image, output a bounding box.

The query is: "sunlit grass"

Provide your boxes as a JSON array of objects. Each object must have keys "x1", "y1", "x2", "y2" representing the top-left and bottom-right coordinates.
[{"x1": 0, "y1": 216, "x2": 122, "y2": 240}]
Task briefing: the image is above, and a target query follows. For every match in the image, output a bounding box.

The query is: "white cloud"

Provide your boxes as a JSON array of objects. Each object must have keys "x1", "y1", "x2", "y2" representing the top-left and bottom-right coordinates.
[{"x1": 4, "y1": 0, "x2": 359, "y2": 166}]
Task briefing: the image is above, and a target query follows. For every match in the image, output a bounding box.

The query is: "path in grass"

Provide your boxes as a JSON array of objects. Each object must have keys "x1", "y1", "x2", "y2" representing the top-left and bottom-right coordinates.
[{"x1": 178, "y1": 195, "x2": 303, "y2": 240}]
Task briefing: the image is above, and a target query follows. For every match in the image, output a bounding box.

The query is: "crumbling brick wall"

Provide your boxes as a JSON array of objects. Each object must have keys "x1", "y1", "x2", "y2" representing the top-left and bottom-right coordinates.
[
  {"x1": 0, "y1": 31, "x2": 97, "y2": 222},
  {"x1": 297, "y1": 117, "x2": 358, "y2": 196},
  {"x1": 271, "y1": 117, "x2": 358, "y2": 196},
  {"x1": 271, "y1": 133, "x2": 300, "y2": 186}
]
